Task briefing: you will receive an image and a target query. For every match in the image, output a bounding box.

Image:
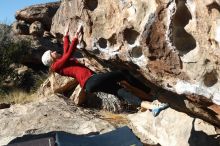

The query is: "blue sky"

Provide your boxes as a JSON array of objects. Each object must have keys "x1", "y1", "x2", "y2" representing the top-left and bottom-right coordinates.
[{"x1": 0, "y1": 0, "x2": 59, "y2": 24}]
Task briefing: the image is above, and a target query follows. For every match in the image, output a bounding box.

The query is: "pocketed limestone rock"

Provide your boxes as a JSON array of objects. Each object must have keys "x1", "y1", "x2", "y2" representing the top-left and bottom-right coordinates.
[{"x1": 50, "y1": 0, "x2": 220, "y2": 126}]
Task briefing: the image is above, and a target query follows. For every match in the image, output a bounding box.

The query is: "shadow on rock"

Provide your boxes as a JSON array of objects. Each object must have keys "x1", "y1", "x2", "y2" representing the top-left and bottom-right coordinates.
[{"x1": 188, "y1": 119, "x2": 220, "y2": 146}]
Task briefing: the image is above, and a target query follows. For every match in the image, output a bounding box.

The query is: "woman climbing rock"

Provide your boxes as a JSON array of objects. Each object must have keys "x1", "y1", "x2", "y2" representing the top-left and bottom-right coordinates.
[{"x1": 41, "y1": 21, "x2": 168, "y2": 116}]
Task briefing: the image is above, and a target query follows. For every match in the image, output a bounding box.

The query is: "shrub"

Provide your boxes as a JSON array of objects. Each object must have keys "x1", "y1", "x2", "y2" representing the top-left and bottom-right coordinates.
[
  {"x1": 0, "y1": 23, "x2": 11, "y2": 47},
  {"x1": 0, "y1": 23, "x2": 48, "y2": 104},
  {"x1": 0, "y1": 40, "x2": 30, "y2": 79},
  {"x1": 0, "y1": 89, "x2": 38, "y2": 104}
]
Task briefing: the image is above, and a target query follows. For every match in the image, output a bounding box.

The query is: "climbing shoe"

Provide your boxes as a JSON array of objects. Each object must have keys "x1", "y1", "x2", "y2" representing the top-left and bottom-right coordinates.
[{"x1": 151, "y1": 102, "x2": 169, "y2": 117}]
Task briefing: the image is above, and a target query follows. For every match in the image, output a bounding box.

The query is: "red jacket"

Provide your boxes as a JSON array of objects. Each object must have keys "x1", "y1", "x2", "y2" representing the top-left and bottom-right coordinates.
[{"x1": 51, "y1": 35, "x2": 93, "y2": 88}]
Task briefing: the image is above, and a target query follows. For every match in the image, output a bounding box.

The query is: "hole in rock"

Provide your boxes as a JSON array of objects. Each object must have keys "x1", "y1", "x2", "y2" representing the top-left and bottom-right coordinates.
[
  {"x1": 98, "y1": 37, "x2": 107, "y2": 48},
  {"x1": 123, "y1": 28, "x2": 140, "y2": 45},
  {"x1": 207, "y1": 1, "x2": 220, "y2": 12},
  {"x1": 130, "y1": 46, "x2": 143, "y2": 58},
  {"x1": 108, "y1": 33, "x2": 117, "y2": 46},
  {"x1": 84, "y1": 0, "x2": 98, "y2": 11},
  {"x1": 203, "y1": 70, "x2": 218, "y2": 87},
  {"x1": 172, "y1": 0, "x2": 196, "y2": 55}
]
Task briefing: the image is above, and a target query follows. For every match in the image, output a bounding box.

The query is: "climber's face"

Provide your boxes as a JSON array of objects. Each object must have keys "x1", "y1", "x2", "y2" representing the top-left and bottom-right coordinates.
[{"x1": 51, "y1": 51, "x2": 61, "y2": 60}]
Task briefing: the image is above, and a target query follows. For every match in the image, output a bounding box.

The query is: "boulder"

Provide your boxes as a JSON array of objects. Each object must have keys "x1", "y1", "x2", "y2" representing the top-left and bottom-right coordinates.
[
  {"x1": 128, "y1": 109, "x2": 220, "y2": 146},
  {"x1": 38, "y1": 73, "x2": 78, "y2": 97},
  {"x1": 0, "y1": 94, "x2": 219, "y2": 146},
  {"x1": 15, "y1": 2, "x2": 60, "y2": 30},
  {"x1": 11, "y1": 21, "x2": 29, "y2": 35},
  {"x1": 69, "y1": 84, "x2": 87, "y2": 105},
  {"x1": 29, "y1": 21, "x2": 44, "y2": 36},
  {"x1": 43, "y1": 31, "x2": 53, "y2": 38},
  {"x1": 0, "y1": 95, "x2": 116, "y2": 145},
  {"x1": 50, "y1": 0, "x2": 220, "y2": 127},
  {"x1": 2, "y1": 64, "x2": 34, "y2": 92}
]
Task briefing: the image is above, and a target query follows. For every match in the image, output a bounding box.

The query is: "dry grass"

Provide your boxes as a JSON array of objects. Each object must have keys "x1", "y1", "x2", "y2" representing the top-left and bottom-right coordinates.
[
  {"x1": 0, "y1": 90, "x2": 38, "y2": 104},
  {"x1": 99, "y1": 111, "x2": 129, "y2": 126}
]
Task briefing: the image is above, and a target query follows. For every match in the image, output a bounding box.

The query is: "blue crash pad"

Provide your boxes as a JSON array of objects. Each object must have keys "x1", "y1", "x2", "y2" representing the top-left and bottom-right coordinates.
[
  {"x1": 56, "y1": 126, "x2": 143, "y2": 146},
  {"x1": 7, "y1": 126, "x2": 142, "y2": 146}
]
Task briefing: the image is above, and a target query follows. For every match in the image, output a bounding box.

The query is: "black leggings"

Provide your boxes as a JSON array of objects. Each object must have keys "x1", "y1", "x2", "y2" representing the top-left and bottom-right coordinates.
[{"x1": 85, "y1": 70, "x2": 151, "y2": 106}]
